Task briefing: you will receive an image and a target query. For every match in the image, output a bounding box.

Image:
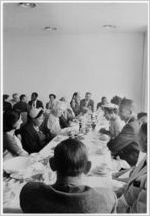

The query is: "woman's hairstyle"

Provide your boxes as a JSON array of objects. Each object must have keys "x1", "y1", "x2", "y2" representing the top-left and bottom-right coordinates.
[
  {"x1": 49, "y1": 94, "x2": 56, "y2": 99},
  {"x1": 3, "y1": 110, "x2": 21, "y2": 132},
  {"x1": 53, "y1": 138, "x2": 88, "y2": 177}
]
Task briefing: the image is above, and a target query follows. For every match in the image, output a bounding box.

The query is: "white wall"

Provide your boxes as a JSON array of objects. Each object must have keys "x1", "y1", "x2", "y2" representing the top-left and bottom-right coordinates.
[{"x1": 4, "y1": 32, "x2": 145, "y2": 111}]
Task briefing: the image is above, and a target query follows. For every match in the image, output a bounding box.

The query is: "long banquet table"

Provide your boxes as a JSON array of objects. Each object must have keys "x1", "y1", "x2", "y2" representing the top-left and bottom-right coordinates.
[{"x1": 3, "y1": 115, "x2": 129, "y2": 213}]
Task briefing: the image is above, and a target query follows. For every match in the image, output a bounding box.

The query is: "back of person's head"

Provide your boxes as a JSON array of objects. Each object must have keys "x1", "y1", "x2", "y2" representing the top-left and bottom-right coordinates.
[
  {"x1": 137, "y1": 112, "x2": 147, "y2": 120},
  {"x1": 3, "y1": 110, "x2": 21, "y2": 132},
  {"x1": 20, "y1": 94, "x2": 26, "y2": 102},
  {"x1": 120, "y1": 98, "x2": 136, "y2": 113},
  {"x1": 50, "y1": 138, "x2": 91, "y2": 177},
  {"x1": 120, "y1": 98, "x2": 134, "y2": 109},
  {"x1": 119, "y1": 98, "x2": 136, "y2": 121}
]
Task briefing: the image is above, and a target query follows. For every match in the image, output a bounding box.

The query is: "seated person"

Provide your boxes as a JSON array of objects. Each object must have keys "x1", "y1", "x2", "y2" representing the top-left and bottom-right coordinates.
[
  {"x1": 137, "y1": 112, "x2": 147, "y2": 126},
  {"x1": 47, "y1": 101, "x2": 69, "y2": 135},
  {"x1": 60, "y1": 97, "x2": 75, "y2": 126},
  {"x1": 9, "y1": 93, "x2": 19, "y2": 107},
  {"x1": 46, "y1": 94, "x2": 56, "y2": 110},
  {"x1": 3, "y1": 110, "x2": 28, "y2": 160},
  {"x1": 20, "y1": 138, "x2": 117, "y2": 213},
  {"x1": 97, "y1": 96, "x2": 108, "y2": 110},
  {"x1": 70, "y1": 92, "x2": 81, "y2": 116},
  {"x1": 3, "y1": 94, "x2": 12, "y2": 113},
  {"x1": 117, "y1": 123, "x2": 147, "y2": 213},
  {"x1": 100, "y1": 103, "x2": 125, "y2": 139},
  {"x1": 28, "y1": 92, "x2": 44, "y2": 109},
  {"x1": 80, "y1": 92, "x2": 94, "y2": 114},
  {"x1": 107, "y1": 98, "x2": 140, "y2": 166},
  {"x1": 17, "y1": 108, "x2": 52, "y2": 154},
  {"x1": 13, "y1": 94, "x2": 28, "y2": 113}
]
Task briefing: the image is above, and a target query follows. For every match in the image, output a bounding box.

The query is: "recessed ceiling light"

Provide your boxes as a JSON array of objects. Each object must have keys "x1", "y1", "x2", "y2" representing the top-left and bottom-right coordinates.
[
  {"x1": 18, "y1": 3, "x2": 37, "y2": 8},
  {"x1": 44, "y1": 26, "x2": 57, "y2": 31},
  {"x1": 102, "y1": 25, "x2": 117, "y2": 29}
]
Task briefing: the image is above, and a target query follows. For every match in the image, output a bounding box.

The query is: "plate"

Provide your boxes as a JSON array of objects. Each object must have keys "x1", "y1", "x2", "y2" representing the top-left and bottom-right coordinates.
[{"x1": 3, "y1": 157, "x2": 31, "y2": 174}]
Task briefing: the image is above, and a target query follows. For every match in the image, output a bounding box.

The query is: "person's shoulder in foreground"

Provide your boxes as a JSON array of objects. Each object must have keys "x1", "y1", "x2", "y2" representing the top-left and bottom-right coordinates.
[
  {"x1": 20, "y1": 138, "x2": 117, "y2": 213},
  {"x1": 117, "y1": 123, "x2": 147, "y2": 213}
]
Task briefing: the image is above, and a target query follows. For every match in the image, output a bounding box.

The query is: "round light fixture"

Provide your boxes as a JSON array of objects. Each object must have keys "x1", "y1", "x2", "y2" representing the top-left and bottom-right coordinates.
[
  {"x1": 44, "y1": 26, "x2": 57, "y2": 31},
  {"x1": 18, "y1": 3, "x2": 37, "y2": 8},
  {"x1": 102, "y1": 24, "x2": 117, "y2": 29}
]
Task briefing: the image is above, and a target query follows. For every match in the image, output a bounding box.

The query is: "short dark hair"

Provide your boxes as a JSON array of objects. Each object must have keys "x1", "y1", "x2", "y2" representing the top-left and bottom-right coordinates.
[
  {"x1": 3, "y1": 110, "x2": 21, "y2": 132},
  {"x1": 53, "y1": 138, "x2": 88, "y2": 177},
  {"x1": 140, "y1": 123, "x2": 147, "y2": 136},
  {"x1": 31, "y1": 92, "x2": 38, "y2": 98},
  {"x1": 49, "y1": 94, "x2": 56, "y2": 99},
  {"x1": 20, "y1": 94, "x2": 26, "y2": 101},
  {"x1": 137, "y1": 112, "x2": 147, "y2": 120}
]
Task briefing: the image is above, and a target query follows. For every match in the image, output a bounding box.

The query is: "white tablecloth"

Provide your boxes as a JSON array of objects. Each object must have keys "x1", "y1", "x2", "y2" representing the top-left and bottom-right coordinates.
[{"x1": 3, "y1": 123, "x2": 128, "y2": 212}]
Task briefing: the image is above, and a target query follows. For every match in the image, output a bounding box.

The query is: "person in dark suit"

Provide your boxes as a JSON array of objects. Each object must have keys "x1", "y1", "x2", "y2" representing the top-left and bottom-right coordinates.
[
  {"x1": 28, "y1": 92, "x2": 44, "y2": 109},
  {"x1": 20, "y1": 138, "x2": 117, "y2": 213},
  {"x1": 13, "y1": 94, "x2": 28, "y2": 112},
  {"x1": 107, "y1": 98, "x2": 140, "y2": 166},
  {"x1": 80, "y1": 92, "x2": 94, "y2": 114},
  {"x1": 17, "y1": 108, "x2": 52, "y2": 154}
]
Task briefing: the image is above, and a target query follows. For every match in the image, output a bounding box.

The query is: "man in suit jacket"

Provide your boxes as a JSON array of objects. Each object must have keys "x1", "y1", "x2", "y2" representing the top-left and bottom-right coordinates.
[
  {"x1": 117, "y1": 123, "x2": 147, "y2": 213},
  {"x1": 20, "y1": 139, "x2": 117, "y2": 213},
  {"x1": 28, "y1": 92, "x2": 44, "y2": 109},
  {"x1": 107, "y1": 98, "x2": 140, "y2": 166},
  {"x1": 80, "y1": 92, "x2": 94, "y2": 114}
]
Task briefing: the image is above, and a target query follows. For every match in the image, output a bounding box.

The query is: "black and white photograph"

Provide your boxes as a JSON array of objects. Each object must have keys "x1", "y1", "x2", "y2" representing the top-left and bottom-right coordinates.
[{"x1": 1, "y1": 0, "x2": 149, "y2": 214}]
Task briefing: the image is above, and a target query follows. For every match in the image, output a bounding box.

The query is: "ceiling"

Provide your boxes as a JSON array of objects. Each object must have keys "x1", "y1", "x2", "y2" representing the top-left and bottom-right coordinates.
[{"x1": 3, "y1": 2, "x2": 148, "y2": 36}]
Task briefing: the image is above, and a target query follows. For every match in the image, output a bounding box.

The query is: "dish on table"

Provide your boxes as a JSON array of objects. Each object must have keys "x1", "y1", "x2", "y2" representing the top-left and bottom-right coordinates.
[{"x1": 3, "y1": 157, "x2": 32, "y2": 174}]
